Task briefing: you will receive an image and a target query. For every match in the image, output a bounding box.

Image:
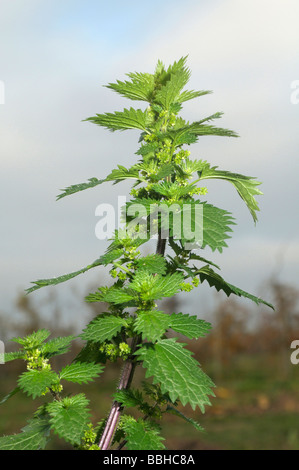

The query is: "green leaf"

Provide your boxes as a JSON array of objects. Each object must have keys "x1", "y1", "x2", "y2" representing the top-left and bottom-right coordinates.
[
  {"x1": 106, "y1": 72, "x2": 155, "y2": 102},
  {"x1": 113, "y1": 389, "x2": 144, "y2": 408},
  {"x1": 26, "y1": 251, "x2": 123, "y2": 294},
  {"x1": 73, "y1": 341, "x2": 107, "y2": 365},
  {"x1": 166, "y1": 405, "x2": 204, "y2": 432},
  {"x1": 0, "y1": 417, "x2": 50, "y2": 450},
  {"x1": 85, "y1": 107, "x2": 151, "y2": 132},
  {"x1": 168, "y1": 120, "x2": 238, "y2": 147},
  {"x1": 122, "y1": 417, "x2": 165, "y2": 451},
  {"x1": 196, "y1": 265, "x2": 274, "y2": 309},
  {"x1": 47, "y1": 394, "x2": 90, "y2": 445},
  {"x1": 135, "y1": 338, "x2": 215, "y2": 411},
  {"x1": 26, "y1": 261, "x2": 103, "y2": 294},
  {"x1": 105, "y1": 164, "x2": 145, "y2": 184},
  {"x1": 201, "y1": 202, "x2": 235, "y2": 252},
  {"x1": 41, "y1": 335, "x2": 75, "y2": 358},
  {"x1": 197, "y1": 167, "x2": 263, "y2": 223},
  {"x1": 86, "y1": 287, "x2": 135, "y2": 305},
  {"x1": 56, "y1": 177, "x2": 104, "y2": 200},
  {"x1": 135, "y1": 254, "x2": 167, "y2": 275},
  {"x1": 134, "y1": 311, "x2": 170, "y2": 342},
  {"x1": 11, "y1": 329, "x2": 51, "y2": 348},
  {"x1": 3, "y1": 351, "x2": 24, "y2": 362},
  {"x1": 177, "y1": 89, "x2": 211, "y2": 104},
  {"x1": 167, "y1": 201, "x2": 235, "y2": 253},
  {"x1": 169, "y1": 313, "x2": 212, "y2": 339},
  {"x1": 59, "y1": 362, "x2": 103, "y2": 384},
  {"x1": 129, "y1": 271, "x2": 184, "y2": 301},
  {"x1": 125, "y1": 198, "x2": 234, "y2": 252},
  {"x1": 151, "y1": 180, "x2": 198, "y2": 198},
  {"x1": 18, "y1": 370, "x2": 59, "y2": 399},
  {"x1": 0, "y1": 387, "x2": 21, "y2": 405},
  {"x1": 80, "y1": 314, "x2": 127, "y2": 343},
  {"x1": 155, "y1": 64, "x2": 191, "y2": 108}
]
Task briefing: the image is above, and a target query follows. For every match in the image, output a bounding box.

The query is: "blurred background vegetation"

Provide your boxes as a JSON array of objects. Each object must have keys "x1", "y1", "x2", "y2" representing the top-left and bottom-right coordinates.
[{"x1": 1, "y1": 274, "x2": 299, "y2": 450}]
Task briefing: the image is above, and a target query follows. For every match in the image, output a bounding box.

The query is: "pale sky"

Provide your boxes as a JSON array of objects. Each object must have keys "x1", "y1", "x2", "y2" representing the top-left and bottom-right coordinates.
[{"x1": 1, "y1": 0, "x2": 298, "y2": 326}]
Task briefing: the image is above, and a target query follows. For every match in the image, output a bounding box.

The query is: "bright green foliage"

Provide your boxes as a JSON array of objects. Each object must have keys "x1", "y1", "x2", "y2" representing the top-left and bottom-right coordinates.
[
  {"x1": 120, "y1": 416, "x2": 165, "y2": 450},
  {"x1": 41, "y1": 335, "x2": 75, "y2": 358},
  {"x1": 165, "y1": 405, "x2": 204, "y2": 432},
  {"x1": 47, "y1": 394, "x2": 90, "y2": 445},
  {"x1": 134, "y1": 311, "x2": 211, "y2": 342},
  {"x1": 12, "y1": 329, "x2": 51, "y2": 347},
  {"x1": 134, "y1": 310, "x2": 171, "y2": 342},
  {"x1": 135, "y1": 338, "x2": 215, "y2": 412},
  {"x1": 129, "y1": 271, "x2": 184, "y2": 300},
  {"x1": 197, "y1": 166, "x2": 263, "y2": 223},
  {"x1": 59, "y1": 362, "x2": 104, "y2": 384},
  {"x1": 85, "y1": 107, "x2": 151, "y2": 132},
  {"x1": 1, "y1": 57, "x2": 273, "y2": 451},
  {"x1": 168, "y1": 313, "x2": 212, "y2": 339},
  {"x1": 18, "y1": 370, "x2": 60, "y2": 399},
  {"x1": 80, "y1": 315, "x2": 128, "y2": 343},
  {"x1": 113, "y1": 389, "x2": 145, "y2": 409},
  {"x1": 0, "y1": 417, "x2": 50, "y2": 450}
]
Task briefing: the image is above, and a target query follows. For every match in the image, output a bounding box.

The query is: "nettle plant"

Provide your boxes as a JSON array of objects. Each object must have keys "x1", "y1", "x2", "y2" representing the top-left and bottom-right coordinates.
[{"x1": 1, "y1": 57, "x2": 273, "y2": 451}]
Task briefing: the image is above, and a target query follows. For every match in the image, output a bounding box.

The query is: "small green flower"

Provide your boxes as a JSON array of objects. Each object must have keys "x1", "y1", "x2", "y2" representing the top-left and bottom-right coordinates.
[
  {"x1": 180, "y1": 282, "x2": 194, "y2": 292},
  {"x1": 119, "y1": 342, "x2": 131, "y2": 359}
]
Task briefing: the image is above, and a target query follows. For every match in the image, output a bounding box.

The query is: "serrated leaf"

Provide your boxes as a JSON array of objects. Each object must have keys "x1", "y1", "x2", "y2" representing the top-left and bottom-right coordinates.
[
  {"x1": 177, "y1": 89, "x2": 211, "y2": 103},
  {"x1": 107, "y1": 72, "x2": 155, "y2": 102},
  {"x1": 3, "y1": 351, "x2": 24, "y2": 362},
  {"x1": 26, "y1": 250, "x2": 122, "y2": 294},
  {"x1": 200, "y1": 202, "x2": 235, "y2": 252},
  {"x1": 168, "y1": 121, "x2": 238, "y2": 147},
  {"x1": 56, "y1": 177, "x2": 104, "y2": 200},
  {"x1": 0, "y1": 417, "x2": 50, "y2": 450},
  {"x1": 151, "y1": 181, "x2": 197, "y2": 198},
  {"x1": 18, "y1": 370, "x2": 59, "y2": 399},
  {"x1": 11, "y1": 329, "x2": 51, "y2": 347},
  {"x1": 85, "y1": 107, "x2": 150, "y2": 132},
  {"x1": 125, "y1": 198, "x2": 234, "y2": 253},
  {"x1": 166, "y1": 405, "x2": 204, "y2": 432},
  {"x1": 113, "y1": 389, "x2": 144, "y2": 408},
  {"x1": 196, "y1": 265, "x2": 274, "y2": 309},
  {"x1": 135, "y1": 338, "x2": 215, "y2": 411},
  {"x1": 105, "y1": 164, "x2": 145, "y2": 184},
  {"x1": 122, "y1": 418, "x2": 165, "y2": 451},
  {"x1": 0, "y1": 387, "x2": 21, "y2": 405},
  {"x1": 167, "y1": 201, "x2": 234, "y2": 252},
  {"x1": 80, "y1": 315, "x2": 127, "y2": 343},
  {"x1": 86, "y1": 287, "x2": 135, "y2": 305},
  {"x1": 47, "y1": 394, "x2": 90, "y2": 445},
  {"x1": 41, "y1": 335, "x2": 75, "y2": 358},
  {"x1": 26, "y1": 258, "x2": 104, "y2": 294},
  {"x1": 59, "y1": 362, "x2": 103, "y2": 384},
  {"x1": 197, "y1": 167, "x2": 263, "y2": 223},
  {"x1": 129, "y1": 271, "x2": 184, "y2": 301},
  {"x1": 73, "y1": 341, "x2": 107, "y2": 365},
  {"x1": 155, "y1": 65, "x2": 191, "y2": 108},
  {"x1": 135, "y1": 254, "x2": 167, "y2": 275},
  {"x1": 134, "y1": 311, "x2": 170, "y2": 342},
  {"x1": 169, "y1": 313, "x2": 212, "y2": 339}
]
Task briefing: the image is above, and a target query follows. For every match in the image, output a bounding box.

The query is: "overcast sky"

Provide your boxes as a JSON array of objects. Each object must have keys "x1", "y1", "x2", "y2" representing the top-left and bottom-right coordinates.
[{"x1": 1, "y1": 0, "x2": 298, "y2": 326}]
